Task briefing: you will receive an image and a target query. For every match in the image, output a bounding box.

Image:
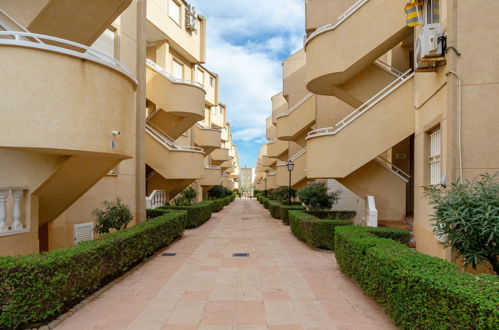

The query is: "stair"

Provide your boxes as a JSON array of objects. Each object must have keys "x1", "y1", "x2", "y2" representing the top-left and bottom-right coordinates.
[{"x1": 379, "y1": 218, "x2": 416, "y2": 249}]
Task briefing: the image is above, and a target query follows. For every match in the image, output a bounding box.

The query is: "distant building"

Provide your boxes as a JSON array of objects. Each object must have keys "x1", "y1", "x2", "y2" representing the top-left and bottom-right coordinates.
[{"x1": 239, "y1": 167, "x2": 255, "y2": 197}]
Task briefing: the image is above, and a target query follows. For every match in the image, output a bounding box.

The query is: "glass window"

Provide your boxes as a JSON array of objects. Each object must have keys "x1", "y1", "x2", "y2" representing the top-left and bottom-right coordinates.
[
  {"x1": 210, "y1": 76, "x2": 214, "y2": 87},
  {"x1": 425, "y1": 0, "x2": 440, "y2": 24},
  {"x1": 196, "y1": 68, "x2": 205, "y2": 85},
  {"x1": 429, "y1": 128, "x2": 441, "y2": 185},
  {"x1": 172, "y1": 60, "x2": 183, "y2": 79},
  {"x1": 168, "y1": 0, "x2": 181, "y2": 25}
]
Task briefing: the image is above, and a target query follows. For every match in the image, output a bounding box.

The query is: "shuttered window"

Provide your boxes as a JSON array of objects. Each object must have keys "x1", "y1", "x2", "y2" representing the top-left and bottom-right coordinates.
[
  {"x1": 74, "y1": 222, "x2": 94, "y2": 245},
  {"x1": 429, "y1": 128, "x2": 441, "y2": 185},
  {"x1": 168, "y1": 0, "x2": 181, "y2": 25}
]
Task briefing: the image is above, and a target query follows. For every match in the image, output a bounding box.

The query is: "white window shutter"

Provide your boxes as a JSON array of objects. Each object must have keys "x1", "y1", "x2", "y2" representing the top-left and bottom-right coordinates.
[{"x1": 74, "y1": 222, "x2": 94, "y2": 245}]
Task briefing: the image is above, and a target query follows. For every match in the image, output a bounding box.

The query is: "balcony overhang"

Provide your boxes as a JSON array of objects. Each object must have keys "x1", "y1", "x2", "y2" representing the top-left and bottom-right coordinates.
[
  {"x1": 194, "y1": 124, "x2": 221, "y2": 155},
  {"x1": 267, "y1": 140, "x2": 288, "y2": 158},
  {"x1": 276, "y1": 94, "x2": 316, "y2": 141},
  {"x1": 198, "y1": 167, "x2": 222, "y2": 187}
]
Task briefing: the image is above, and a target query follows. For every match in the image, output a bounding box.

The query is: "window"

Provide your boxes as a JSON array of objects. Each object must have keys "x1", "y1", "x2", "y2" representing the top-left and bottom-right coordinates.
[
  {"x1": 196, "y1": 68, "x2": 205, "y2": 85},
  {"x1": 424, "y1": 0, "x2": 440, "y2": 24},
  {"x1": 91, "y1": 28, "x2": 115, "y2": 57},
  {"x1": 172, "y1": 59, "x2": 183, "y2": 79},
  {"x1": 168, "y1": 0, "x2": 181, "y2": 26},
  {"x1": 209, "y1": 76, "x2": 214, "y2": 87},
  {"x1": 429, "y1": 128, "x2": 441, "y2": 185}
]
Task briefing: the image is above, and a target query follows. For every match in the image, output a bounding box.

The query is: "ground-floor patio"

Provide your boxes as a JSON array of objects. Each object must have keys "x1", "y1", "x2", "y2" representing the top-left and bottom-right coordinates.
[{"x1": 57, "y1": 199, "x2": 396, "y2": 330}]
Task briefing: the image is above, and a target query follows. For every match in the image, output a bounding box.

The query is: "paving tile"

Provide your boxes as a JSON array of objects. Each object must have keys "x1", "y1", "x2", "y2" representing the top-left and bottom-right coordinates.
[{"x1": 55, "y1": 199, "x2": 395, "y2": 330}]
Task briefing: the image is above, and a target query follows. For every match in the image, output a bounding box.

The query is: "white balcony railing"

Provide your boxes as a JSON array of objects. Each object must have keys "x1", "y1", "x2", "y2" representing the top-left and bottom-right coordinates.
[
  {"x1": 146, "y1": 122, "x2": 205, "y2": 153},
  {"x1": 146, "y1": 58, "x2": 204, "y2": 90},
  {"x1": 196, "y1": 121, "x2": 221, "y2": 132},
  {"x1": 277, "y1": 148, "x2": 307, "y2": 166},
  {"x1": 0, "y1": 188, "x2": 30, "y2": 237},
  {"x1": 305, "y1": 0, "x2": 370, "y2": 45},
  {"x1": 146, "y1": 190, "x2": 167, "y2": 209},
  {"x1": 307, "y1": 69, "x2": 414, "y2": 139},
  {"x1": 275, "y1": 93, "x2": 314, "y2": 119},
  {"x1": 205, "y1": 165, "x2": 221, "y2": 170}
]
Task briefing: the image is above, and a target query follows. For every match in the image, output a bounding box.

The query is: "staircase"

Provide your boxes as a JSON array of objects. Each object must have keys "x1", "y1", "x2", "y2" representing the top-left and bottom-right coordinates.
[{"x1": 379, "y1": 218, "x2": 416, "y2": 249}]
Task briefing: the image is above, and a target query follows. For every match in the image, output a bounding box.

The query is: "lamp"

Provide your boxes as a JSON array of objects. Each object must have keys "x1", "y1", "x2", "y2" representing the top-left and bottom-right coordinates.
[{"x1": 286, "y1": 160, "x2": 294, "y2": 205}]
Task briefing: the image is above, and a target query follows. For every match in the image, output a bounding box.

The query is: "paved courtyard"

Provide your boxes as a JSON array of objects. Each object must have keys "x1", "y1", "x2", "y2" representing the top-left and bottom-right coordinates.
[{"x1": 57, "y1": 199, "x2": 396, "y2": 330}]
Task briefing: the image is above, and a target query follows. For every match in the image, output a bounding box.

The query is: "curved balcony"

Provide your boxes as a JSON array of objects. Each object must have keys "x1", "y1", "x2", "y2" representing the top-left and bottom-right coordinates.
[
  {"x1": 194, "y1": 123, "x2": 221, "y2": 155},
  {"x1": 276, "y1": 94, "x2": 316, "y2": 141},
  {"x1": 0, "y1": 2, "x2": 131, "y2": 46},
  {"x1": 0, "y1": 31, "x2": 137, "y2": 227},
  {"x1": 145, "y1": 123, "x2": 204, "y2": 186},
  {"x1": 283, "y1": 49, "x2": 308, "y2": 106},
  {"x1": 211, "y1": 148, "x2": 229, "y2": 166},
  {"x1": 267, "y1": 139, "x2": 288, "y2": 158},
  {"x1": 306, "y1": 71, "x2": 415, "y2": 179},
  {"x1": 271, "y1": 92, "x2": 287, "y2": 124},
  {"x1": 198, "y1": 166, "x2": 222, "y2": 187},
  {"x1": 146, "y1": 59, "x2": 206, "y2": 140},
  {"x1": 305, "y1": 0, "x2": 412, "y2": 94}
]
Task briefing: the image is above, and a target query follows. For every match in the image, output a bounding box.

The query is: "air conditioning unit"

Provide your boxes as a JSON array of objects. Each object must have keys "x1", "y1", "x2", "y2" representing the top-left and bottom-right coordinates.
[
  {"x1": 415, "y1": 23, "x2": 445, "y2": 71},
  {"x1": 185, "y1": 10, "x2": 198, "y2": 31}
]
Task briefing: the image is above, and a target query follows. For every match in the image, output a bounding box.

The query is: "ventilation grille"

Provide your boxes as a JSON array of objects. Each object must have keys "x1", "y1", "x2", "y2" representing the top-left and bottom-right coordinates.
[{"x1": 74, "y1": 222, "x2": 93, "y2": 245}]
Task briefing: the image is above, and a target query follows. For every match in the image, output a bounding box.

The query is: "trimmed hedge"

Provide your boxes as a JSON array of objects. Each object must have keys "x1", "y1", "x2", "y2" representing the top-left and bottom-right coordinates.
[
  {"x1": 308, "y1": 210, "x2": 357, "y2": 220},
  {"x1": 279, "y1": 204, "x2": 306, "y2": 225},
  {"x1": 268, "y1": 200, "x2": 282, "y2": 219},
  {"x1": 288, "y1": 210, "x2": 353, "y2": 250},
  {"x1": 335, "y1": 226, "x2": 499, "y2": 329},
  {"x1": 0, "y1": 210, "x2": 187, "y2": 329},
  {"x1": 146, "y1": 208, "x2": 174, "y2": 219},
  {"x1": 161, "y1": 202, "x2": 212, "y2": 228}
]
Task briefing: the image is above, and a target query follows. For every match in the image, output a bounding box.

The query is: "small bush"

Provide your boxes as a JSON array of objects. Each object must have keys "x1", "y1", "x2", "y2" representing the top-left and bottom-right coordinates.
[
  {"x1": 172, "y1": 187, "x2": 197, "y2": 206},
  {"x1": 288, "y1": 210, "x2": 352, "y2": 250},
  {"x1": 208, "y1": 185, "x2": 232, "y2": 199},
  {"x1": 297, "y1": 183, "x2": 341, "y2": 211},
  {"x1": 268, "y1": 200, "x2": 282, "y2": 219},
  {"x1": 0, "y1": 211, "x2": 187, "y2": 329},
  {"x1": 92, "y1": 198, "x2": 132, "y2": 234},
  {"x1": 279, "y1": 204, "x2": 306, "y2": 225},
  {"x1": 269, "y1": 186, "x2": 296, "y2": 204},
  {"x1": 424, "y1": 173, "x2": 499, "y2": 274},
  {"x1": 335, "y1": 226, "x2": 499, "y2": 329}
]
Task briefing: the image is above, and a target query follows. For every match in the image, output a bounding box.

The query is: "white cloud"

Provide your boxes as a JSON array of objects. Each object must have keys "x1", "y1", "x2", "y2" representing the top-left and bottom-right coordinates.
[{"x1": 189, "y1": 0, "x2": 305, "y2": 165}]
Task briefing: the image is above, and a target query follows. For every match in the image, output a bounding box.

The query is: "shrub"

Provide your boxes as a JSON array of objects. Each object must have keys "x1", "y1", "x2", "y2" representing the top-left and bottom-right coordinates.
[
  {"x1": 172, "y1": 187, "x2": 197, "y2": 206},
  {"x1": 146, "y1": 208, "x2": 173, "y2": 219},
  {"x1": 161, "y1": 202, "x2": 212, "y2": 228},
  {"x1": 424, "y1": 173, "x2": 499, "y2": 274},
  {"x1": 335, "y1": 226, "x2": 499, "y2": 329},
  {"x1": 268, "y1": 200, "x2": 282, "y2": 219},
  {"x1": 0, "y1": 211, "x2": 187, "y2": 329},
  {"x1": 269, "y1": 186, "x2": 296, "y2": 204},
  {"x1": 279, "y1": 204, "x2": 306, "y2": 225},
  {"x1": 208, "y1": 185, "x2": 232, "y2": 199},
  {"x1": 92, "y1": 198, "x2": 132, "y2": 234},
  {"x1": 297, "y1": 183, "x2": 341, "y2": 211},
  {"x1": 307, "y1": 210, "x2": 357, "y2": 220},
  {"x1": 288, "y1": 210, "x2": 352, "y2": 250}
]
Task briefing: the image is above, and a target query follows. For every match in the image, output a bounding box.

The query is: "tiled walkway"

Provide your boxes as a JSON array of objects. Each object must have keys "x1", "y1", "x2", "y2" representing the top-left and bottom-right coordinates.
[{"x1": 57, "y1": 199, "x2": 396, "y2": 330}]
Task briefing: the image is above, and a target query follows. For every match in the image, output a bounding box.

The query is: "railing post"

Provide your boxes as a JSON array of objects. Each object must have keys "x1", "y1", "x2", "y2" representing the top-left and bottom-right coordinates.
[
  {"x1": 0, "y1": 190, "x2": 9, "y2": 232},
  {"x1": 11, "y1": 190, "x2": 23, "y2": 230}
]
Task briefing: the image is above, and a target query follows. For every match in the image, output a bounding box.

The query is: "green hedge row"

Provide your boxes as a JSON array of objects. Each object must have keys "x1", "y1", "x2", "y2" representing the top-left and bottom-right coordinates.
[
  {"x1": 268, "y1": 200, "x2": 281, "y2": 219},
  {"x1": 334, "y1": 226, "x2": 499, "y2": 329},
  {"x1": 0, "y1": 211, "x2": 187, "y2": 329},
  {"x1": 288, "y1": 210, "x2": 354, "y2": 250},
  {"x1": 162, "y1": 202, "x2": 212, "y2": 228},
  {"x1": 307, "y1": 210, "x2": 357, "y2": 220},
  {"x1": 279, "y1": 204, "x2": 306, "y2": 225}
]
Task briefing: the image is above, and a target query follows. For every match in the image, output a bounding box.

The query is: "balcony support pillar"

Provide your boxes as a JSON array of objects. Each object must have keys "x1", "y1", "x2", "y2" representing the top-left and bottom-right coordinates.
[{"x1": 0, "y1": 190, "x2": 9, "y2": 232}]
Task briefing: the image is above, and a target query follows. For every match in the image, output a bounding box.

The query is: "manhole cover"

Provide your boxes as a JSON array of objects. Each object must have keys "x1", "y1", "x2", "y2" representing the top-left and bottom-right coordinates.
[
  {"x1": 233, "y1": 253, "x2": 249, "y2": 257},
  {"x1": 161, "y1": 253, "x2": 176, "y2": 256}
]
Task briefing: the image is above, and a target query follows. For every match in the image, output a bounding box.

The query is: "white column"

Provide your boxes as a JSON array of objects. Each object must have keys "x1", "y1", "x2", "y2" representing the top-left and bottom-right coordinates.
[
  {"x1": 0, "y1": 190, "x2": 9, "y2": 232},
  {"x1": 11, "y1": 190, "x2": 23, "y2": 230}
]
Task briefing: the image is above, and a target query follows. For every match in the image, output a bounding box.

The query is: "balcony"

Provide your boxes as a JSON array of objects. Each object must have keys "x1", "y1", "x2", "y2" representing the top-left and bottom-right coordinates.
[
  {"x1": 146, "y1": 59, "x2": 206, "y2": 140},
  {"x1": 266, "y1": 117, "x2": 277, "y2": 141},
  {"x1": 276, "y1": 94, "x2": 316, "y2": 141},
  {"x1": 306, "y1": 0, "x2": 357, "y2": 35},
  {"x1": 263, "y1": 156, "x2": 277, "y2": 168},
  {"x1": 198, "y1": 166, "x2": 222, "y2": 187},
  {"x1": 211, "y1": 148, "x2": 229, "y2": 166},
  {"x1": 194, "y1": 123, "x2": 221, "y2": 155},
  {"x1": 145, "y1": 123, "x2": 204, "y2": 198},
  {"x1": 0, "y1": 2, "x2": 131, "y2": 45},
  {"x1": 0, "y1": 31, "x2": 136, "y2": 232},
  {"x1": 305, "y1": 0, "x2": 412, "y2": 94},
  {"x1": 283, "y1": 49, "x2": 309, "y2": 107},
  {"x1": 267, "y1": 140, "x2": 288, "y2": 159},
  {"x1": 276, "y1": 149, "x2": 307, "y2": 189},
  {"x1": 271, "y1": 92, "x2": 287, "y2": 124},
  {"x1": 306, "y1": 71, "x2": 415, "y2": 178}
]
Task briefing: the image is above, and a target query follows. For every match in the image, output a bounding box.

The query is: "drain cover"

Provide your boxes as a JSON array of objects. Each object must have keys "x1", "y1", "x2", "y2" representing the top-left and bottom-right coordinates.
[
  {"x1": 233, "y1": 253, "x2": 249, "y2": 257},
  {"x1": 161, "y1": 252, "x2": 176, "y2": 256},
  {"x1": 241, "y1": 217, "x2": 250, "y2": 220}
]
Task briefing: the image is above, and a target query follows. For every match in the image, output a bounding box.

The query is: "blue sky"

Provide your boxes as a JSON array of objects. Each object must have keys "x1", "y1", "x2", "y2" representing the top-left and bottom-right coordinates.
[{"x1": 189, "y1": 0, "x2": 305, "y2": 168}]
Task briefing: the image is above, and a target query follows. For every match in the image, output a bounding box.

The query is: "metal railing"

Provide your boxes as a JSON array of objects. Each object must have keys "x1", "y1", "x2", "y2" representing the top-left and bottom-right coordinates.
[
  {"x1": 277, "y1": 148, "x2": 307, "y2": 166},
  {"x1": 305, "y1": 0, "x2": 370, "y2": 45},
  {"x1": 373, "y1": 60, "x2": 404, "y2": 77},
  {"x1": 375, "y1": 156, "x2": 410, "y2": 183},
  {"x1": 275, "y1": 93, "x2": 314, "y2": 119},
  {"x1": 307, "y1": 69, "x2": 414, "y2": 139},
  {"x1": 146, "y1": 58, "x2": 204, "y2": 90},
  {"x1": 146, "y1": 122, "x2": 205, "y2": 153},
  {"x1": 196, "y1": 121, "x2": 221, "y2": 131},
  {"x1": 205, "y1": 165, "x2": 221, "y2": 170}
]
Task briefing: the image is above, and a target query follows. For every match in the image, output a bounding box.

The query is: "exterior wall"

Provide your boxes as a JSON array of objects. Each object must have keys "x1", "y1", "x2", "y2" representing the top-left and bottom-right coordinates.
[
  {"x1": 48, "y1": 1, "x2": 145, "y2": 251},
  {"x1": 327, "y1": 179, "x2": 365, "y2": 224}
]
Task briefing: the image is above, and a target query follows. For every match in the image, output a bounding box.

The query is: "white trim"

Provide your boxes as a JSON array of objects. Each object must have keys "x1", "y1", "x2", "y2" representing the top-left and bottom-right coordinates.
[
  {"x1": 275, "y1": 93, "x2": 314, "y2": 119},
  {"x1": 277, "y1": 148, "x2": 307, "y2": 166},
  {"x1": 146, "y1": 58, "x2": 204, "y2": 90},
  {"x1": 205, "y1": 165, "x2": 221, "y2": 170},
  {"x1": 375, "y1": 157, "x2": 410, "y2": 183},
  {"x1": 146, "y1": 122, "x2": 205, "y2": 153},
  {"x1": 304, "y1": 0, "x2": 370, "y2": 45},
  {"x1": 307, "y1": 70, "x2": 414, "y2": 140},
  {"x1": 0, "y1": 30, "x2": 136, "y2": 84},
  {"x1": 196, "y1": 122, "x2": 221, "y2": 132}
]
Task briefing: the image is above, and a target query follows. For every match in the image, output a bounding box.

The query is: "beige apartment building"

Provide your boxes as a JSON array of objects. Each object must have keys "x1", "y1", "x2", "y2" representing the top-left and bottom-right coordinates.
[
  {"x1": 239, "y1": 167, "x2": 255, "y2": 197},
  {"x1": 0, "y1": 0, "x2": 239, "y2": 255},
  {"x1": 258, "y1": 0, "x2": 498, "y2": 264}
]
